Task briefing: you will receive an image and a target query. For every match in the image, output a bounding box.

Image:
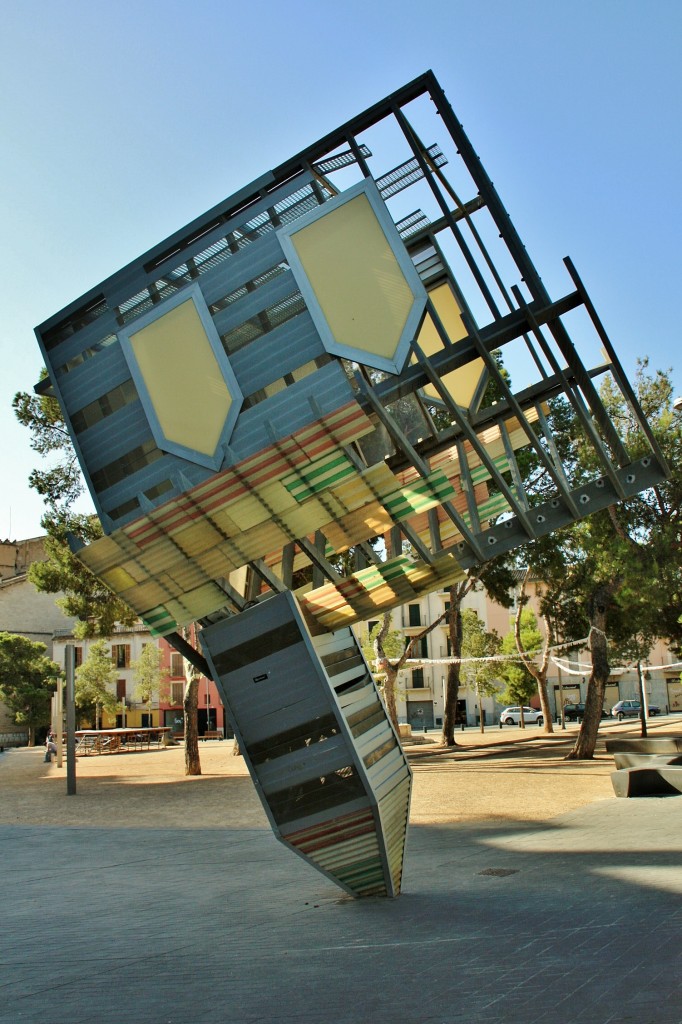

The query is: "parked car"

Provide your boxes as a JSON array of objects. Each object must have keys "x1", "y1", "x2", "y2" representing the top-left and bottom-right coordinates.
[
  {"x1": 611, "y1": 699, "x2": 661, "y2": 720},
  {"x1": 562, "y1": 703, "x2": 609, "y2": 722},
  {"x1": 499, "y1": 706, "x2": 544, "y2": 726}
]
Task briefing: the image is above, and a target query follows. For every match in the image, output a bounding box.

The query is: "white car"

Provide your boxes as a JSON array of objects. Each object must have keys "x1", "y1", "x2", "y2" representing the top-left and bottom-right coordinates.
[{"x1": 500, "y1": 706, "x2": 544, "y2": 726}]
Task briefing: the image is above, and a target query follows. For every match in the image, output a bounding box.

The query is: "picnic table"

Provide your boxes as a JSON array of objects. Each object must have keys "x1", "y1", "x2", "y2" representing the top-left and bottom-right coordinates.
[{"x1": 74, "y1": 728, "x2": 171, "y2": 756}]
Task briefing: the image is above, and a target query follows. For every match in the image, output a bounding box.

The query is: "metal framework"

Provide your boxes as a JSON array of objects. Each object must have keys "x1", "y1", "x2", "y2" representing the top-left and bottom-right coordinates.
[{"x1": 34, "y1": 71, "x2": 668, "y2": 897}]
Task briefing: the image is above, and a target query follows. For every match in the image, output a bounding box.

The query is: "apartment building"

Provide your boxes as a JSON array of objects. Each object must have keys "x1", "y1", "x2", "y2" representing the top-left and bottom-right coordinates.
[
  {"x1": 359, "y1": 576, "x2": 682, "y2": 729},
  {"x1": 51, "y1": 625, "x2": 226, "y2": 735}
]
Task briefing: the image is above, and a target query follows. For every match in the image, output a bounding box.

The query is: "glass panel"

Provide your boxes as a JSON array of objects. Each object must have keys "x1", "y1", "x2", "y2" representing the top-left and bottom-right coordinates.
[
  {"x1": 288, "y1": 191, "x2": 415, "y2": 361},
  {"x1": 129, "y1": 298, "x2": 233, "y2": 456}
]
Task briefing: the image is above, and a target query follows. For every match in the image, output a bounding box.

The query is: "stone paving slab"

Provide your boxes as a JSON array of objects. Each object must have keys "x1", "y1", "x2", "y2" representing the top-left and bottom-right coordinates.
[{"x1": 1, "y1": 795, "x2": 681, "y2": 1024}]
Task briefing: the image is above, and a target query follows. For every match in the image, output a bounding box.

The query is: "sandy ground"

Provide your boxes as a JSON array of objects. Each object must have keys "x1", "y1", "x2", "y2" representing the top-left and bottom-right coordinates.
[{"x1": 1, "y1": 718, "x2": 679, "y2": 830}]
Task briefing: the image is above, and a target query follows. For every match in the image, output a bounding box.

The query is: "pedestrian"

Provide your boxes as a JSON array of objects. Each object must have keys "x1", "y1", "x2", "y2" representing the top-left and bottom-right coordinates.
[{"x1": 45, "y1": 731, "x2": 57, "y2": 762}]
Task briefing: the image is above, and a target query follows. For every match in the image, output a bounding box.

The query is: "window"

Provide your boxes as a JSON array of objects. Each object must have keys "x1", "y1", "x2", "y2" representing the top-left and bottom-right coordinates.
[
  {"x1": 90, "y1": 439, "x2": 163, "y2": 494},
  {"x1": 419, "y1": 636, "x2": 428, "y2": 659},
  {"x1": 116, "y1": 679, "x2": 126, "y2": 701},
  {"x1": 411, "y1": 668, "x2": 424, "y2": 688},
  {"x1": 170, "y1": 682, "x2": 184, "y2": 705},
  {"x1": 408, "y1": 604, "x2": 421, "y2": 627},
  {"x1": 74, "y1": 647, "x2": 83, "y2": 667},
  {"x1": 170, "y1": 653, "x2": 184, "y2": 677},
  {"x1": 111, "y1": 644, "x2": 131, "y2": 669},
  {"x1": 71, "y1": 378, "x2": 138, "y2": 434}
]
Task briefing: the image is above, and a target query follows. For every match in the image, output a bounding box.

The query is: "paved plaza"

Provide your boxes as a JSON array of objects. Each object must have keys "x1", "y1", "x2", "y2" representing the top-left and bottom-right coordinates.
[{"x1": 1, "y1": 729, "x2": 681, "y2": 1024}]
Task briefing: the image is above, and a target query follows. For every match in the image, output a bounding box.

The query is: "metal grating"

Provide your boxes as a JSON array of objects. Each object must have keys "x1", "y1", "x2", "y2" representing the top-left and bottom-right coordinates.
[
  {"x1": 396, "y1": 209, "x2": 431, "y2": 239},
  {"x1": 313, "y1": 144, "x2": 372, "y2": 174},
  {"x1": 376, "y1": 144, "x2": 447, "y2": 199}
]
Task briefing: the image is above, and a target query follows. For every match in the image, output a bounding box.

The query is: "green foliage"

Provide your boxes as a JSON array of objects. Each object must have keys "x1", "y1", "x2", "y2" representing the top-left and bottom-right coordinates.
[
  {"x1": 361, "y1": 621, "x2": 405, "y2": 667},
  {"x1": 75, "y1": 639, "x2": 119, "y2": 725},
  {"x1": 28, "y1": 512, "x2": 137, "y2": 638},
  {"x1": 498, "y1": 609, "x2": 543, "y2": 705},
  {"x1": 13, "y1": 383, "x2": 83, "y2": 509},
  {"x1": 14, "y1": 377, "x2": 137, "y2": 637},
  {"x1": 460, "y1": 609, "x2": 501, "y2": 697},
  {"x1": 132, "y1": 643, "x2": 169, "y2": 707},
  {"x1": 0, "y1": 632, "x2": 61, "y2": 737},
  {"x1": 523, "y1": 362, "x2": 682, "y2": 657}
]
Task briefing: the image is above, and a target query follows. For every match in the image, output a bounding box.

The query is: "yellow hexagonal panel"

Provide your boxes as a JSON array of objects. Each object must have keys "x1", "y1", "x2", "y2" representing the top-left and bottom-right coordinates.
[
  {"x1": 128, "y1": 297, "x2": 234, "y2": 457},
  {"x1": 415, "y1": 282, "x2": 487, "y2": 409},
  {"x1": 278, "y1": 180, "x2": 427, "y2": 374}
]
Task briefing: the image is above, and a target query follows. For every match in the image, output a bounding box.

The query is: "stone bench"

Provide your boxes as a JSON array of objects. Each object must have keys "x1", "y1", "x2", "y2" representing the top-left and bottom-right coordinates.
[
  {"x1": 611, "y1": 765, "x2": 682, "y2": 798},
  {"x1": 611, "y1": 752, "x2": 682, "y2": 770},
  {"x1": 605, "y1": 736, "x2": 682, "y2": 755},
  {"x1": 607, "y1": 736, "x2": 682, "y2": 797}
]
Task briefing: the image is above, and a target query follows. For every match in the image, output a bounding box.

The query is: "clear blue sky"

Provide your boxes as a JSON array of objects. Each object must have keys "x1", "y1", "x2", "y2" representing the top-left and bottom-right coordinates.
[{"x1": 2, "y1": 0, "x2": 680, "y2": 540}]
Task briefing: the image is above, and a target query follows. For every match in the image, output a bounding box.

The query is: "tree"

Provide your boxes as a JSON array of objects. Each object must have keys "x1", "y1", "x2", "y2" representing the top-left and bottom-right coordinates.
[
  {"x1": 441, "y1": 560, "x2": 516, "y2": 747},
  {"x1": 368, "y1": 610, "x2": 447, "y2": 732},
  {"x1": 498, "y1": 623, "x2": 538, "y2": 715},
  {"x1": 524, "y1": 362, "x2": 682, "y2": 758},
  {"x1": 28, "y1": 512, "x2": 137, "y2": 638},
  {"x1": 181, "y1": 626, "x2": 202, "y2": 775},
  {"x1": 0, "y1": 632, "x2": 61, "y2": 745},
  {"x1": 75, "y1": 639, "x2": 119, "y2": 729},
  {"x1": 459, "y1": 610, "x2": 502, "y2": 732},
  {"x1": 499, "y1": 584, "x2": 554, "y2": 732},
  {"x1": 15, "y1": 375, "x2": 205, "y2": 768},
  {"x1": 13, "y1": 382, "x2": 139, "y2": 636},
  {"x1": 132, "y1": 643, "x2": 169, "y2": 728},
  {"x1": 13, "y1": 380, "x2": 83, "y2": 511}
]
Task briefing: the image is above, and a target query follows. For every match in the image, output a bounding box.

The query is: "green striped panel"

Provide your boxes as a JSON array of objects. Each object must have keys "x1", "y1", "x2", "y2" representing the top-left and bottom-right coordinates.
[
  {"x1": 469, "y1": 453, "x2": 509, "y2": 485},
  {"x1": 461, "y1": 491, "x2": 510, "y2": 527},
  {"x1": 352, "y1": 554, "x2": 413, "y2": 593},
  {"x1": 143, "y1": 606, "x2": 178, "y2": 637},
  {"x1": 283, "y1": 451, "x2": 357, "y2": 503},
  {"x1": 384, "y1": 469, "x2": 455, "y2": 521},
  {"x1": 333, "y1": 855, "x2": 387, "y2": 896}
]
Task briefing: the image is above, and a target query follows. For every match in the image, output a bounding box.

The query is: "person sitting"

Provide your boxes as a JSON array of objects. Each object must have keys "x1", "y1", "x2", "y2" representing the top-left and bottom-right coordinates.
[{"x1": 45, "y1": 732, "x2": 57, "y2": 762}]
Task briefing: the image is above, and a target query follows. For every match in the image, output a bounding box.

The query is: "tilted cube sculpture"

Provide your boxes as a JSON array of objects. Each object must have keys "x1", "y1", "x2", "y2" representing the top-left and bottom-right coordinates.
[{"x1": 34, "y1": 71, "x2": 669, "y2": 897}]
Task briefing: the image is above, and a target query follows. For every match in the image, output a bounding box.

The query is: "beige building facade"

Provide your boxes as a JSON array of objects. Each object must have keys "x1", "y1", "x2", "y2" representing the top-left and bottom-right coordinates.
[
  {"x1": 357, "y1": 574, "x2": 682, "y2": 730},
  {"x1": 0, "y1": 537, "x2": 77, "y2": 742}
]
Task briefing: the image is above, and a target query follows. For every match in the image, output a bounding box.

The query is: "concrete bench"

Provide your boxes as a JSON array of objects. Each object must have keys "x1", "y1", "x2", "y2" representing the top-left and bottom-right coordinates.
[
  {"x1": 612, "y1": 752, "x2": 682, "y2": 770},
  {"x1": 607, "y1": 736, "x2": 682, "y2": 797},
  {"x1": 611, "y1": 765, "x2": 682, "y2": 798},
  {"x1": 605, "y1": 736, "x2": 682, "y2": 756}
]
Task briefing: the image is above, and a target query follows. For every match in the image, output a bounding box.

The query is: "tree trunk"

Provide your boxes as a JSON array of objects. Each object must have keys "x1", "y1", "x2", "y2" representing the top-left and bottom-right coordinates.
[
  {"x1": 183, "y1": 673, "x2": 201, "y2": 776},
  {"x1": 374, "y1": 605, "x2": 448, "y2": 739},
  {"x1": 566, "y1": 587, "x2": 611, "y2": 760},
  {"x1": 636, "y1": 660, "x2": 648, "y2": 739},
  {"x1": 514, "y1": 571, "x2": 554, "y2": 734},
  {"x1": 536, "y1": 675, "x2": 554, "y2": 734},
  {"x1": 442, "y1": 658, "x2": 462, "y2": 746},
  {"x1": 442, "y1": 589, "x2": 464, "y2": 746},
  {"x1": 381, "y1": 660, "x2": 400, "y2": 733}
]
